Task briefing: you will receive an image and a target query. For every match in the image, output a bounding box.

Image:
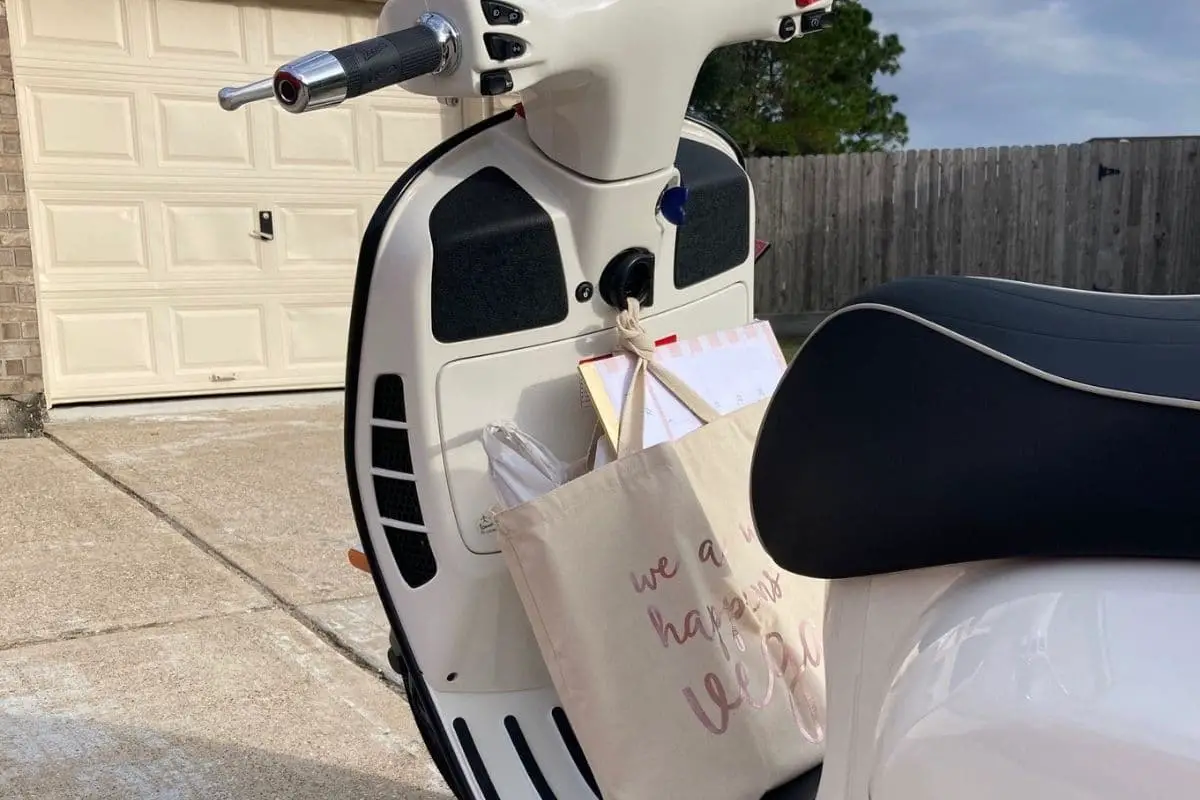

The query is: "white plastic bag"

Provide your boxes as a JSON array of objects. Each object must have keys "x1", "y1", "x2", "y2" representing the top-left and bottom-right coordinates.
[{"x1": 481, "y1": 421, "x2": 576, "y2": 508}]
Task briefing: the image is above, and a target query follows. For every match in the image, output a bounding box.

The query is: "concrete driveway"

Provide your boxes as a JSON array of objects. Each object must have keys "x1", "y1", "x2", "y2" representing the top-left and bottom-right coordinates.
[{"x1": 2, "y1": 392, "x2": 450, "y2": 799}]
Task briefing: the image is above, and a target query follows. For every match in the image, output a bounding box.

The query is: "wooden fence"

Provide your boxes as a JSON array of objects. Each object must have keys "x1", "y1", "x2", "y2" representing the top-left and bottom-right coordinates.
[{"x1": 747, "y1": 138, "x2": 1200, "y2": 316}]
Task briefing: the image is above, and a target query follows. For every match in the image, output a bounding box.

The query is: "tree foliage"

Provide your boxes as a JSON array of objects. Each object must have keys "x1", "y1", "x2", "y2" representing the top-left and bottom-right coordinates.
[{"x1": 689, "y1": 1, "x2": 908, "y2": 156}]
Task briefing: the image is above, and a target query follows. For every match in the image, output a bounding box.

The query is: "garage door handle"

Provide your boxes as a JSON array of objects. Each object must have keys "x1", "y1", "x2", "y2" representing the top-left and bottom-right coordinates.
[{"x1": 251, "y1": 211, "x2": 274, "y2": 241}]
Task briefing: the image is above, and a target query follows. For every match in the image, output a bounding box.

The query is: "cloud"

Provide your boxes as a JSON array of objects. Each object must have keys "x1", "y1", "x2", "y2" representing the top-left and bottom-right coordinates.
[
  {"x1": 906, "y1": 1, "x2": 1191, "y2": 83},
  {"x1": 865, "y1": 0, "x2": 1200, "y2": 148}
]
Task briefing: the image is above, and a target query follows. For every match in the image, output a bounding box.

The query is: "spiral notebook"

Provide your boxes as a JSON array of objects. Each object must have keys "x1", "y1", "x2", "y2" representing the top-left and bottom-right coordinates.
[{"x1": 579, "y1": 320, "x2": 788, "y2": 453}]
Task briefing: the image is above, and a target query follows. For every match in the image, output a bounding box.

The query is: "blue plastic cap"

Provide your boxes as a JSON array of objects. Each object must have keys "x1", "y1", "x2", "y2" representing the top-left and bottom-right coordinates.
[{"x1": 660, "y1": 185, "x2": 689, "y2": 226}]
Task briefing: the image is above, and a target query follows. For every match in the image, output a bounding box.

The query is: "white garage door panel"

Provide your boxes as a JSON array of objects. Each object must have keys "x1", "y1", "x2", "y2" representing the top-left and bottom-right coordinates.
[
  {"x1": 13, "y1": 0, "x2": 453, "y2": 403},
  {"x1": 30, "y1": 187, "x2": 376, "y2": 284},
  {"x1": 13, "y1": 0, "x2": 379, "y2": 72},
  {"x1": 30, "y1": 182, "x2": 373, "y2": 400},
  {"x1": 43, "y1": 293, "x2": 352, "y2": 399},
  {"x1": 18, "y1": 75, "x2": 437, "y2": 184}
]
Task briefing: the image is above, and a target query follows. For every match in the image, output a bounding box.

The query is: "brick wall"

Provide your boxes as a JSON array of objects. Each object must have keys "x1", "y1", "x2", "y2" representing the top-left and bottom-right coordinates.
[{"x1": 0, "y1": 0, "x2": 43, "y2": 437}]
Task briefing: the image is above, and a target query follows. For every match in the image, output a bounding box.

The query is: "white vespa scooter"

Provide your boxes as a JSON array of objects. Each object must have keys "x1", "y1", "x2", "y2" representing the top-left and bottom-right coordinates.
[{"x1": 217, "y1": 0, "x2": 1200, "y2": 797}]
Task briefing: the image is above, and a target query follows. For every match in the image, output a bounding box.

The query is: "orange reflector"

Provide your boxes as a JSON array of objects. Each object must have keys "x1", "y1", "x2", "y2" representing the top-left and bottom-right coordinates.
[{"x1": 348, "y1": 547, "x2": 372, "y2": 574}]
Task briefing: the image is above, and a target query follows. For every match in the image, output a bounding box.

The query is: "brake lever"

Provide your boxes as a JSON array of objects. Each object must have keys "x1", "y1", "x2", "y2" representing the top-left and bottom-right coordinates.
[{"x1": 218, "y1": 78, "x2": 276, "y2": 111}]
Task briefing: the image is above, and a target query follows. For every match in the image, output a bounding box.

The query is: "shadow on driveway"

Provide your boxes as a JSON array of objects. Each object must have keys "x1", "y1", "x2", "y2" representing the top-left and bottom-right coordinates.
[{"x1": 1, "y1": 713, "x2": 449, "y2": 799}]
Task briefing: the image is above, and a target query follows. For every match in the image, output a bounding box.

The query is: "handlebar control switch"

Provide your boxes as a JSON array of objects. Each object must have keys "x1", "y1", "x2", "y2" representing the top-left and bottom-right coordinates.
[
  {"x1": 483, "y1": 33, "x2": 527, "y2": 62},
  {"x1": 479, "y1": 69, "x2": 514, "y2": 96},
  {"x1": 800, "y1": 9, "x2": 828, "y2": 33},
  {"x1": 481, "y1": 0, "x2": 524, "y2": 26}
]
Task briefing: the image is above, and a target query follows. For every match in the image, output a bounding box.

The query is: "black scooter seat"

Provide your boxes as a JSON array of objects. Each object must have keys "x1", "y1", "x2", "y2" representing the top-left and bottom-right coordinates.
[
  {"x1": 763, "y1": 763, "x2": 823, "y2": 799},
  {"x1": 751, "y1": 276, "x2": 1200, "y2": 580}
]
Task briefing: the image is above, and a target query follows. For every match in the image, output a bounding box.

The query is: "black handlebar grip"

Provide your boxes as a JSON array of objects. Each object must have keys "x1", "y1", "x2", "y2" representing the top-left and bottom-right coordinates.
[{"x1": 331, "y1": 25, "x2": 443, "y2": 99}]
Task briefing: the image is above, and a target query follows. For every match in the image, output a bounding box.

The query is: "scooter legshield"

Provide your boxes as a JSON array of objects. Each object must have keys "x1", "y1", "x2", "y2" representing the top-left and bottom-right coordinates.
[{"x1": 344, "y1": 109, "x2": 793, "y2": 798}]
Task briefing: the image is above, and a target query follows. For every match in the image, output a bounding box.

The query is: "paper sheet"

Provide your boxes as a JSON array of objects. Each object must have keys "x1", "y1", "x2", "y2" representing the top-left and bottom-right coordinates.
[{"x1": 579, "y1": 320, "x2": 788, "y2": 451}]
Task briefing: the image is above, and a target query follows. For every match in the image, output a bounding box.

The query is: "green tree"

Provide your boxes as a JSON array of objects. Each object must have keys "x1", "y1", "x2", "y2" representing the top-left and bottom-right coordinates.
[{"x1": 689, "y1": 1, "x2": 908, "y2": 156}]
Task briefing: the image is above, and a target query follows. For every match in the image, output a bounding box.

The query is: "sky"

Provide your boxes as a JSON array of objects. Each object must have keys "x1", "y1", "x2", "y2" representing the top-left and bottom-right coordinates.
[{"x1": 867, "y1": 0, "x2": 1200, "y2": 149}]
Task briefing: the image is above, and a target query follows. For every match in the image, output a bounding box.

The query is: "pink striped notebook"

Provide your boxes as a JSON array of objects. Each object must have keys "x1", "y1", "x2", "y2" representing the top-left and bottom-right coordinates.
[{"x1": 578, "y1": 320, "x2": 788, "y2": 452}]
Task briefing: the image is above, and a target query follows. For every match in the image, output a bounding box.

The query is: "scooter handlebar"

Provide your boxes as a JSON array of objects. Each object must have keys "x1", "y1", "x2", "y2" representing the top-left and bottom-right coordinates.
[
  {"x1": 332, "y1": 23, "x2": 446, "y2": 100},
  {"x1": 218, "y1": 12, "x2": 460, "y2": 114},
  {"x1": 217, "y1": 0, "x2": 836, "y2": 178}
]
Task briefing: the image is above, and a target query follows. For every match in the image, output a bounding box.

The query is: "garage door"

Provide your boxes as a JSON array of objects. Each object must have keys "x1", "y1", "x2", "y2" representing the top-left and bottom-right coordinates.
[{"x1": 11, "y1": 0, "x2": 458, "y2": 404}]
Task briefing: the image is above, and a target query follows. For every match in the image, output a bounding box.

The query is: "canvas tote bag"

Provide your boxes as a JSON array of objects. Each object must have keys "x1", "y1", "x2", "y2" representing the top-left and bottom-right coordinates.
[{"x1": 493, "y1": 301, "x2": 828, "y2": 800}]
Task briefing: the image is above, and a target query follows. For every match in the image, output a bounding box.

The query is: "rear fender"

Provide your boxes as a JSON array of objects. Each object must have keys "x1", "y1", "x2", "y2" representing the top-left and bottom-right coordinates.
[{"x1": 871, "y1": 560, "x2": 1200, "y2": 800}]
